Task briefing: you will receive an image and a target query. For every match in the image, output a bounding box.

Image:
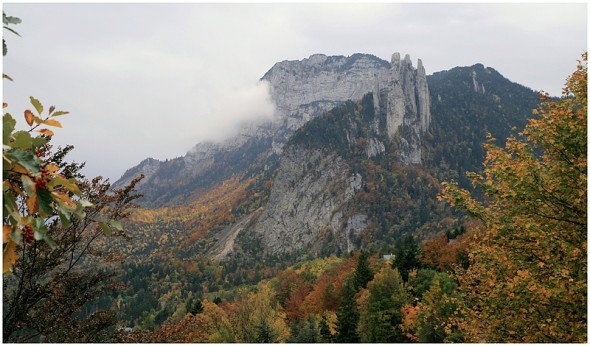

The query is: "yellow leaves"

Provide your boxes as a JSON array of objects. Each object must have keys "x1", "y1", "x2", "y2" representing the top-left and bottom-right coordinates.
[
  {"x1": 48, "y1": 175, "x2": 81, "y2": 195},
  {"x1": 443, "y1": 53, "x2": 587, "y2": 343},
  {"x1": 3, "y1": 239, "x2": 18, "y2": 274},
  {"x1": 45, "y1": 164, "x2": 59, "y2": 175},
  {"x1": 42, "y1": 118, "x2": 62, "y2": 128},
  {"x1": 26, "y1": 192, "x2": 38, "y2": 215},
  {"x1": 51, "y1": 191, "x2": 77, "y2": 209}
]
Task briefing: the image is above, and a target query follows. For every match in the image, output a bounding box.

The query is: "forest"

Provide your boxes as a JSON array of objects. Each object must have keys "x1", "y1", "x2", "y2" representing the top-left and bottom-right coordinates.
[{"x1": 2, "y1": 12, "x2": 587, "y2": 343}]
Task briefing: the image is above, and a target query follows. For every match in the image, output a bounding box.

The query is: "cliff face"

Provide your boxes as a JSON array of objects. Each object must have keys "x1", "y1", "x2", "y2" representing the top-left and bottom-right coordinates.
[
  {"x1": 381, "y1": 53, "x2": 430, "y2": 164},
  {"x1": 114, "y1": 53, "x2": 431, "y2": 206},
  {"x1": 204, "y1": 53, "x2": 433, "y2": 260},
  {"x1": 210, "y1": 147, "x2": 365, "y2": 260},
  {"x1": 214, "y1": 79, "x2": 432, "y2": 260},
  {"x1": 264, "y1": 52, "x2": 431, "y2": 162}
]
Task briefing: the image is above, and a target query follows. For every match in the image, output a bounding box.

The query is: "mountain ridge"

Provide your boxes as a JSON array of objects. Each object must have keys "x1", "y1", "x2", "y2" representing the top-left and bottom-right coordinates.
[{"x1": 114, "y1": 52, "x2": 430, "y2": 207}]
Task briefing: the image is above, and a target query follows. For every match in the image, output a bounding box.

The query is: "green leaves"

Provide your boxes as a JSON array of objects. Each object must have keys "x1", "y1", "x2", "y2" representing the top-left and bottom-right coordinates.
[
  {"x1": 3, "y1": 12, "x2": 21, "y2": 57},
  {"x1": 29, "y1": 96, "x2": 43, "y2": 115},
  {"x1": 50, "y1": 111, "x2": 69, "y2": 117},
  {"x1": 98, "y1": 222, "x2": 112, "y2": 236},
  {"x1": 12, "y1": 131, "x2": 32, "y2": 149},
  {"x1": 6, "y1": 148, "x2": 40, "y2": 173},
  {"x1": 3, "y1": 113, "x2": 15, "y2": 145},
  {"x1": 3, "y1": 12, "x2": 22, "y2": 26},
  {"x1": 98, "y1": 219, "x2": 123, "y2": 236},
  {"x1": 37, "y1": 188, "x2": 53, "y2": 217}
]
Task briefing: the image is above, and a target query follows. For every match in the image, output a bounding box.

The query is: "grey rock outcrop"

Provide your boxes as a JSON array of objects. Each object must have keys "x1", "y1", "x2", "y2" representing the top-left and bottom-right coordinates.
[
  {"x1": 217, "y1": 147, "x2": 366, "y2": 259},
  {"x1": 115, "y1": 53, "x2": 431, "y2": 203},
  {"x1": 115, "y1": 52, "x2": 433, "y2": 258},
  {"x1": 262, "y1": 54, "x2": 390, "y2": 118},
  {"x1": 212, "y1": 53, "x2": 433, "y2": 259},
  {"x1": 383, "y1": 53, "x2": 431, "y2": 164}
]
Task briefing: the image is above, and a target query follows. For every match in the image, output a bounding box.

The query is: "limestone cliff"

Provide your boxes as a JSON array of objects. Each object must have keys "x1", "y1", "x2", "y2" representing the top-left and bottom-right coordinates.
[
  {"x1": 115, "y1": 53, "x2": 431, "y2": 206},
  {"x1": 213, "y1": 81, "x2": 431, "y2": 260}
]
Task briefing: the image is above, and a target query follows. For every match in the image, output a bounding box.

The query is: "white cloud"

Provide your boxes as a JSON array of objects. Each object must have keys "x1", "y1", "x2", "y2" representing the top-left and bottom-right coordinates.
[{"x1": 200, "y1": 81, "x2": 276, "y2": 141}]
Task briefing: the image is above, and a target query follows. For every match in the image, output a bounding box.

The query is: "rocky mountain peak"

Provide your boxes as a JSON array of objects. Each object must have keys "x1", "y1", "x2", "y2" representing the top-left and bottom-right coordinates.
[{"x1": 114, "y1": 52, "x2": 431, "y2": 205}]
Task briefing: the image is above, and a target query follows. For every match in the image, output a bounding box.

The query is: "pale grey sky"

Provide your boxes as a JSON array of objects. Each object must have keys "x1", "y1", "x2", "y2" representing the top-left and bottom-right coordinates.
[{"x1": 3, "y1": 2, "x2": 587, "y2": 181}]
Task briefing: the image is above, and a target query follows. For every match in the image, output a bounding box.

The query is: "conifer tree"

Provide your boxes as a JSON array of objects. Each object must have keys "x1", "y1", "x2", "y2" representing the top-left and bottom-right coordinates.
[
  {"x1": 358, "y1": 266, "x2": 408, "y2": 342},
  {"x1": 392, "y1": 235, "x2": 421, "y2": 281},
  {"x1": 353, "y1": 250, "x2": 374, "y2": 289},
  {"x1": 334, "y1": 276, "x2": 360, "y2": 343},
  {"x1": 319, "y1": 317, "x2": 333, "y2": 343}
]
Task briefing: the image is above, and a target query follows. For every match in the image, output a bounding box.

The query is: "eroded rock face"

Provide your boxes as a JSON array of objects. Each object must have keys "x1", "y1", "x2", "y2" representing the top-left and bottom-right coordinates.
[
  {"x1": 205, "y1": 53, "x2": 433, "y2": 259},
  {"x1": 384, "y1": 53, "x2": 431, "y2": 164},
  {"x1": 244, "y1": 148, "x2": 363, "y2": 256},
  {"x1": 263, "y1": 53, "x2": 431, "y2": 163},
  {"x1": 115, "y1": 53, "x2": 431, "y2": 205},
  {"x1": 116, "y1": 52, "x2": 433, "y2": 258},
  {"x1": 262, "y1": 54, "x2": 390, "y2": 116}
]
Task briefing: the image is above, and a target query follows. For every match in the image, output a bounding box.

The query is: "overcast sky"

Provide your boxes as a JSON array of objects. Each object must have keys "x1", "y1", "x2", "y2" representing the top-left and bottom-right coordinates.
[{"x1": 3, "y1": 2, "x2": 587, "y2": 181}]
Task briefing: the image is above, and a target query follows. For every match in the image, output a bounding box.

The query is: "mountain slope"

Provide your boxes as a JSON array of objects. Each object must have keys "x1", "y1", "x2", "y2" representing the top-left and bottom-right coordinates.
[
  {"x1": 424, "y1": 64, "x2": 539, "y2": 186},
  {"x1": 214, "y1": 94, "x2": 444, "y2": 265},
  {"x1": 204, "y1": 61, "x2": 539, "y2": 264}
]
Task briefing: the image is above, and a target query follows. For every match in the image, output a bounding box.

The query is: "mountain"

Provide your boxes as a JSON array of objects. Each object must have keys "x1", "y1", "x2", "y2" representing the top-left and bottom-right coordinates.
[
  {"x1": 113, "y1": 53, "x2": 429, "y2": 207},
  {"x1": 114, "y1": 52, "x2": 539, "y2": 264},
  {"x1": 106, "y1": 53, "x2": 542, "y2": 330}
]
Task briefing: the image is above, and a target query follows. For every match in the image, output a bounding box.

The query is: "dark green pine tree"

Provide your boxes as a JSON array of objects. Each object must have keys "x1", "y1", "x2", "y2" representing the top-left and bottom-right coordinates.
[
  {"x1": 289, "y1": 317, "x2": 320, "y2": 343},
  {"x1": 335, "y1": 277, "x2": 360, "y2": 343},
  {"x1": 254, "y1": 319, "x2": 276, "y2": 343},
  {"x1": 190, "y1": 299, "x2": 204, "y2": 315},
  {"x1": 392, "y1": 235, "x2": 421, "y2": 281},
  {"x1": 360, "y1": 266, "x2": 409, "y2": 342},
  {"x1": 353, "y1": 250, "x2": 374, "y2": 290}
]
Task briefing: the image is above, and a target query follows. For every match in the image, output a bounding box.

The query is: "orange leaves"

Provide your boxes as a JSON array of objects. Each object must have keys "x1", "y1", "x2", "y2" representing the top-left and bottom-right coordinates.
[
  {"x1": 401, "y1": 304, "x2": 420, "y2": 341},
  {"x1": 3, "y1": 238, "x2": 18, "y2": 274},
  {"x1": 24, "y1": 109, "x2": 34, "y2": 126},
  {"x1": 37, "y1": 129, "x2": 54, "y2": 137},
  {"x1": 418, "y1": 234, "x2": 470, "y2": 273},
  {"x1": 3, "y1": 224, "x2": 11, "y2": 244},
  {"x1": 440, "y1": 53, "x2": 587, "y2": 342},
  {"x1": 130, "y1": 176, "x2": 261, "y2": 252}
]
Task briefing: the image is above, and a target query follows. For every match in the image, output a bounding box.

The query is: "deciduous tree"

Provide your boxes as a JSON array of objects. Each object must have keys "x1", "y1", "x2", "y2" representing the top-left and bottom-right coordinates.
[
  {"x1": 440, "y1": 53, "x2": 587, "y2": 342},
  {"x1": 3, "y1": 16, "x2": 143, "y2": 341}
]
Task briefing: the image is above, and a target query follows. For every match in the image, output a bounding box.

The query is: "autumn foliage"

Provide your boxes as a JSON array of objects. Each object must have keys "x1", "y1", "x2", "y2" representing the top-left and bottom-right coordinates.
[{"x1": 440, "y1": 53, "x2": 587, "y2": 342}]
